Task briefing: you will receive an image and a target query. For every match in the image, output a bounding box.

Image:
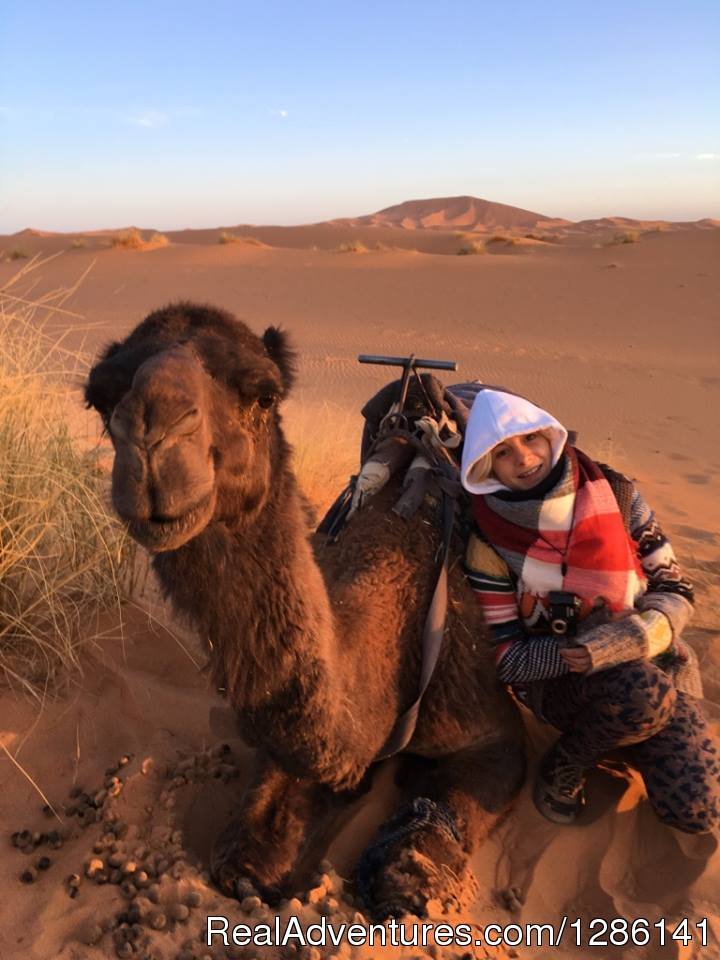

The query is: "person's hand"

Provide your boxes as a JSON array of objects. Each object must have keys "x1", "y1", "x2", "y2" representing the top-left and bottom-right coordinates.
[{"x1": 559, "y1": 645, "x2": 592, "y2": 673}]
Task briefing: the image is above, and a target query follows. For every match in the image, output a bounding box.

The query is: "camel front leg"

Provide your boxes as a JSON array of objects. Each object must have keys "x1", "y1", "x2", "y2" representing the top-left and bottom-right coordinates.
[
  {"x1": 211, "y1": 756, "x2": 333, "y2": 902},
  {"x1": 357, "y1": 738, "x2": 526, "y2": 919}
]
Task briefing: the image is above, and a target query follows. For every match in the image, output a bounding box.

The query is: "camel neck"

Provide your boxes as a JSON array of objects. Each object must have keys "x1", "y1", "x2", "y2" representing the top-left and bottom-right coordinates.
[{"x1": 152, "y1": 468, "x2": 333, "y2": 717}]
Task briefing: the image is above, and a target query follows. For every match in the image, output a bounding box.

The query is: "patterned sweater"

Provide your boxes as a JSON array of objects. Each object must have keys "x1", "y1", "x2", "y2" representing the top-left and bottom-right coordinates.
[{"x1": 464, "y1": 480, "x2": 701, "y2": 698}]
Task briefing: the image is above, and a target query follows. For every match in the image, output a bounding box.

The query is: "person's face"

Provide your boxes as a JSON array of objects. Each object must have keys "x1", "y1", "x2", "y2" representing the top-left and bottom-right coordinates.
[{"x1": 491, "y1": 432, "x2": 553, "y2": 490}]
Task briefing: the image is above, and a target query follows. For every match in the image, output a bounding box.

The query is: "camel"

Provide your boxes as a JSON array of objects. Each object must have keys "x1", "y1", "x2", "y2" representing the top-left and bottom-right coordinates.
[{"x1": 85, "y1": 300, "x2": 526, "y2": 919}]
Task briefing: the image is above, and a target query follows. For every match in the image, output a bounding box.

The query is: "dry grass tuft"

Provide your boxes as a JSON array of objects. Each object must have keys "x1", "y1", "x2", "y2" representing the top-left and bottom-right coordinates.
[
  {"x1": 284, "y1": 400, "x2": 360, "y2": 517},
  {"x1": 457, "y1": 240, "x2": 487, "y2": 256},
  {"x1": 609, "y1": 230, "x2": 640, "y2": 245},
  {"x1": 218, "y1": 231, "x2": 265, "y2": 246},
  {"x1": 111, "y1": 228, "x2": 145, "y2": 249},
  {"x1": 488, "y1": 233, "x2": 519, "y2": 246},
  {"x1": 337, "y1": 239, "x2": 368, "y2": 253},
  {"x1": 0, "y1": 261, "x2": 138, "y2": 697},
  {"x1": 6, "y1": 249, "x2": 30, "y2": 261},
  {"x1": 149, "y1": 232, "x2": 170, "y2": 247}
]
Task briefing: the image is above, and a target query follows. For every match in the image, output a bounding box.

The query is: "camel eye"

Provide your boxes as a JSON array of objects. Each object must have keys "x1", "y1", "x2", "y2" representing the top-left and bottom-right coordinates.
[{"x1": 257, "y1": 394, "x2": 276, "y2": 409}]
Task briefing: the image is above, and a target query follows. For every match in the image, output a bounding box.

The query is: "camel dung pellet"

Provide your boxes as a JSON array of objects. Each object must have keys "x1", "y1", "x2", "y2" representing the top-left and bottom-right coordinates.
[
  {"x1": 115, "y1": 943, "x2": 134, "y2": 959},
  {"x1": 110, "y1": 869, "x2": 123, "y2": 884},
  {"x1": 67, "y1": 873, "x2": 82, "y2": 888},
  {"x1": 148, "y1": 910, "x2": 167, "y2": 930},
  {"x1": 306, "y1": 886, "x2": 325, "y2": 905},
  {"x1": 170, "y1": 829, "x2": 183, "y2": 845},
  {"x1": 86, "y1": 857, "x2": 105, "y2": 878},
  {"x1": 134, "y1": 870, "x2": 150, "y2": 887},
  {"x1": 170, "y1": 862, "x2": 185, "y2": 879},
  {"x1": 320, "y1": 897, "x2": 339, "y2": 916},
  {"x1": 106, "y1": 764, "x2": 120, "y2": 776},
  {"x1": 108, "y1": 851, "x2": 124, "y2": 868},
  {"x1": 118, "y1": 754, "x2": 131, "y2": 767},
  {"x1": 31, "y1": 831, "x2": 42, "y2": 845},
  {"x1": 36, "y1": 856, "x2": 51, "y2": 871},
  {"x1": 20, "y1": 868, "x2": 37, "y2": 884},
  {"x1": 120, "y1": 880, "x2": 138, "y2": 899},
  {"x1": 94, "y1": 789, "x2": 108, "y2": 807},
  {"x1": 162, "y1": 796, "x2": 175, "y2": 809},
  {"x1": 42, "y1": 803, "x2": 54, "y2": 818},
  {"x1": 46, "y1": 831, "x2": 63, "y2": 849},
  {"x1": 96, "y1": 870, "x2": 109, "y2": 885},
  {"x1": 147, "y1": 884, "x2": 161, "y2": 903},
  {"x1": 239, "y1": 895, "x2": 261, "y2": 913},
  {"x1": 108, "y1": 782, "x2": 123, "y2": 798},
  {"x1": 69, "y1": 785, "x2": 83, "y2": 799},
  {"x1": 122, "y1": 860, "x2": 138, "y2": 874},
  {"x1": 80, "y1": 922, "x2": 104, "y2": 945},
  {"x1": 169, "y1": 902, "x2": 190, "y2": 922},
  {"x1": 186, "y1": 890, "x2": 202, "y2": 908},
  {"x1": 133, "y1": 844, "x2": 149, "y2": 859},
  {"x1": 114, "y1": 821, "x2": 129, "y2": 838}
]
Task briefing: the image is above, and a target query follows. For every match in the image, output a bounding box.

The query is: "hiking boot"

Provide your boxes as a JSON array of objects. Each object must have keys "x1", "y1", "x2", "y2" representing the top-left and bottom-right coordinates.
[{"x1": 533, "y1": 746, "x2": 587, "y2": 825}]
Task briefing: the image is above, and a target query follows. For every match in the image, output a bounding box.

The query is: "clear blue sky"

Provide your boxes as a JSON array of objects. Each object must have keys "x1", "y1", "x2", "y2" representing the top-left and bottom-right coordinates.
[{"x1": 1, "y1": 1, "x2": 718, "y2": 231}]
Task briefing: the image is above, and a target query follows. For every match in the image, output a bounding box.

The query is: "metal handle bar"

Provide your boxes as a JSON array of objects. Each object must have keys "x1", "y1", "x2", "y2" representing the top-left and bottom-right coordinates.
[{"x1": 358, "y1": 354, "x2": 457, "y2": 371}]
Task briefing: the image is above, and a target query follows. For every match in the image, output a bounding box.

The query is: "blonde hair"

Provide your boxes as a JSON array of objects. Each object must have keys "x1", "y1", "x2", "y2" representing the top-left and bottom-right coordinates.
[{"x1": 466, "y1": 429, "x2": 553, "y2": 485}]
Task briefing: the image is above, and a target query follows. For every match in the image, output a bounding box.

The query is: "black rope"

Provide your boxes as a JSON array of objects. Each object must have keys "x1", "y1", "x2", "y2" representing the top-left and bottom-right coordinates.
[{"x1": 355, "y1": 797, "x2": 461, "y2": 911}]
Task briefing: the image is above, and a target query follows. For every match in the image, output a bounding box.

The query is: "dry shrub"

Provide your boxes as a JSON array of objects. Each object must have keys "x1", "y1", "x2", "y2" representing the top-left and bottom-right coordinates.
[
  {"x1": 6, "y1": 249, "x2": 29, "y2": 261},
  {"x1": 70, "y1": 237, "x2": 88, "y2": 249},
  {"x1": 337, "y1": 239, "x2": 368, "y2": 253},
  {"x1": 0, "y1": 263, "x2": 137, "y2": 696},
  {"x1": 218, "y1": 231, "x2": 265, "y2": 246},
  {"x1": 111, "y1": 228, "x2": 144, "y2": 249},
  {"x1": 610, "y1": 230, "x2": 640, "y2": 245},
  {"x1": 149, "y1": 232, "x2": 169, "y2": 247},
  {"x1": 457, "y1": 240, "x2": 486, "y2": 255}
]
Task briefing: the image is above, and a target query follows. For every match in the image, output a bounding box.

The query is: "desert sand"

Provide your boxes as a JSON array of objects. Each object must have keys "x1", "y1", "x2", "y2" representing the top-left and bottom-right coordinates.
[{"x1": 1, "y1": 202, "x2": 719, "y2": 959}]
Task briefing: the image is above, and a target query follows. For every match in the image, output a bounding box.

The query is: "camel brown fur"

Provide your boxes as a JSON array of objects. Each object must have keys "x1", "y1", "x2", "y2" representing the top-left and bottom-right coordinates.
[{"x1": 85, "y1": 301, "x2": 526, "y2": 918}]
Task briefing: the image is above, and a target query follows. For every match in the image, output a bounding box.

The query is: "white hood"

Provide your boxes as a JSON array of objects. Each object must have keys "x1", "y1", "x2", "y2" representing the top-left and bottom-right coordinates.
[{"x1": 460, "y1": 387, "x2": 568, "y2": 495}]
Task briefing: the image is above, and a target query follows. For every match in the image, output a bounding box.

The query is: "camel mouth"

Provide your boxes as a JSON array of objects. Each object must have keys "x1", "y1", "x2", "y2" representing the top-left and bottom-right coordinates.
[{"x1": 126, "y1": 490, "x2": 217, "y2": 552}]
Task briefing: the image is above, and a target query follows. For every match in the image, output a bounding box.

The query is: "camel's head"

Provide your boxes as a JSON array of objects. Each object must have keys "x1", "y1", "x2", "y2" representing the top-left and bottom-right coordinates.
[{"x1": 85, "y1": 301, "x2": 296, "y2": 552}]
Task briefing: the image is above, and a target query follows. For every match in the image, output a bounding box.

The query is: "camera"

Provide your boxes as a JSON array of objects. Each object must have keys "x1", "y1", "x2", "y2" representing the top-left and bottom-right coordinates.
[{"x1": 547, "y1": 591, "x2": 582, "y2": 639}]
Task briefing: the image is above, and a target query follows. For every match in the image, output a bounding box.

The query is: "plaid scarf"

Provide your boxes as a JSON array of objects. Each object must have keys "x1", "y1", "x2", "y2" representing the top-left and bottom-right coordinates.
[{"x1": 472, "y1": 447, "x2": 645, "y2": 622}]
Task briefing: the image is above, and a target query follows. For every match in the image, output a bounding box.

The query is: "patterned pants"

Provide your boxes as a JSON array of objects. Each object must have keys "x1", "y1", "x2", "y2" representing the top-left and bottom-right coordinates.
[{"x1": 539, "y1": 662, "x2": 720, "y2": 834}]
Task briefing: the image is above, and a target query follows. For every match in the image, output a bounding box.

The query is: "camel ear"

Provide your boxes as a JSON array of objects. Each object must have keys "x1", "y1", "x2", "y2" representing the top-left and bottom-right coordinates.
[{"x1": 262, "y1": 326, "x2": 297, "y2": 395}]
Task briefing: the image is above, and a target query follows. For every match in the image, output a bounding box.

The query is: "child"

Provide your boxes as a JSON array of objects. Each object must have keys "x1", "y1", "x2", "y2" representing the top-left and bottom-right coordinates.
[{"x1": 460, "y1": 385, "x2": 719, "y2": 832}]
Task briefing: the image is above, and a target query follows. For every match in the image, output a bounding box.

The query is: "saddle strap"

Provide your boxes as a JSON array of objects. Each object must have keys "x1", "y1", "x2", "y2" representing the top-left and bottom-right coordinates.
[{"x1": 374, "y1": 482, "x2": 455, "y2": 760}]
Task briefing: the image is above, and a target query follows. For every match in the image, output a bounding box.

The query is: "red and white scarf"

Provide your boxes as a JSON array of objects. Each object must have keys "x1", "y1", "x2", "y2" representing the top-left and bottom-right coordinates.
[{"x1": 472, "y1": 447, "x2": 645, "y2": 624}]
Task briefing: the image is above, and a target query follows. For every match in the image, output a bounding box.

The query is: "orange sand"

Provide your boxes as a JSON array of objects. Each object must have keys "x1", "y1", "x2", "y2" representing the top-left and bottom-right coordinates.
[{"x1": 1, "y1": 209, "x2": 719, "y2": 959}]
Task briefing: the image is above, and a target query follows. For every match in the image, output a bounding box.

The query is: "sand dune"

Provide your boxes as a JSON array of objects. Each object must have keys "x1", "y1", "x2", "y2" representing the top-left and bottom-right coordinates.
[{"x1": 1, "y1": 211, "x2": 719, "y2": 959}]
